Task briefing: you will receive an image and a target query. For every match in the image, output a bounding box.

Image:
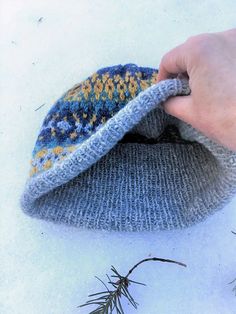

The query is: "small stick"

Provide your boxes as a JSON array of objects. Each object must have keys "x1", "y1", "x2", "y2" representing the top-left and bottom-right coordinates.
[
  {"x1": 35, "y1": 103, "x2": 45, "y2": 111},
  {"x1": 126, "y1": 257, "x2": 187, "y2": 278}
]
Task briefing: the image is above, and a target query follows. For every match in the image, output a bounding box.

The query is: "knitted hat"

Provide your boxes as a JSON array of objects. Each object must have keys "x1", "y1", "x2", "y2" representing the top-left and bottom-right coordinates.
[{"x1": 20, "y1": 63, "x2": 236, "y2": 231}]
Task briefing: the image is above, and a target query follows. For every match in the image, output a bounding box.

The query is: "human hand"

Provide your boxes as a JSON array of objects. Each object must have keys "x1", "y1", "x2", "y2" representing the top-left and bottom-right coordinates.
[{"x1": 158, "y1": 28, "x2": 236, "y2": 151}]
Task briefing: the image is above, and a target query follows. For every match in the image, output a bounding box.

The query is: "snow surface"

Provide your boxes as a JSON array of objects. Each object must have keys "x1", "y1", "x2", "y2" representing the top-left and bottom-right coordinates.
[{"x1": 0, "y1": 1, "x2": 236, "y2": 313}]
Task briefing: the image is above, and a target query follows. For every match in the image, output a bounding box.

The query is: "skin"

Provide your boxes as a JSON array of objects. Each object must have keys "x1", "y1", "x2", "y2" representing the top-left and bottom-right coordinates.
[{"x1": 157, "y1": 28, "x2": 236, "y2": 151}]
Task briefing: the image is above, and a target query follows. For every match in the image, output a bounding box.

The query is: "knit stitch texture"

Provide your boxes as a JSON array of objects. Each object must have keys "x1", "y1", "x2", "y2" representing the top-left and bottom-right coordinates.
[{"x1": 20, "y1": 63, "x2": 236, "y2": 231}]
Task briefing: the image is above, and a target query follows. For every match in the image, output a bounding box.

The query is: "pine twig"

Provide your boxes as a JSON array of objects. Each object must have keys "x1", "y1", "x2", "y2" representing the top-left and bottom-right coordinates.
[
  {"x1": 229, "y1": 230, "x2": 236, "y2": 295},
  {"x1": 228, "y1": 278, "x2": 236, "y2": 296},
  {"x1": 78, "y1": 257, "x2": 187, "y2": 314}
]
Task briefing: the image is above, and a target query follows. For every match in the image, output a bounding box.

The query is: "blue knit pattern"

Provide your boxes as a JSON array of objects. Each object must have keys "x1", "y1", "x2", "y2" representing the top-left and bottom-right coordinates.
[{"x1": 30, "y1": 64, "x2": 160, "y2": 176}]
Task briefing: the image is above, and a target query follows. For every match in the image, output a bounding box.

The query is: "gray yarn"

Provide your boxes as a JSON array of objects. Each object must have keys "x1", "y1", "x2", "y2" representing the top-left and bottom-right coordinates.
[{"x1": 20, "y1": 78, "x2": 236, "y2": 231}]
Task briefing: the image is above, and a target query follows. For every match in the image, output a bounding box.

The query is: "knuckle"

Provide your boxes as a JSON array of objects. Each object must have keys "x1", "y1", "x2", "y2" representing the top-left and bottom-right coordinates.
[
  {"x1": 187, "y1": 33, "x2": 211, "y2": 45},
  {"x1": 186, "y1": 33, "x2": 215, "y2": 58}
]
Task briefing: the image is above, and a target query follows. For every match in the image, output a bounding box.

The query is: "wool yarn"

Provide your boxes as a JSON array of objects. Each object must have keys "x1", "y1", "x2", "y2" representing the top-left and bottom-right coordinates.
[{"x1": 20, "y1": 63, "x2": 236, "y2": 231}]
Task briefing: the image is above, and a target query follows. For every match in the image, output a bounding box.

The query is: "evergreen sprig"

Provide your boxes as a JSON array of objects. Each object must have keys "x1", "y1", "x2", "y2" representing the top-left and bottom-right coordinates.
[
  {"x1": 229, "y1": 278, "x2": 236, "y2": 296},
  {"x1": 78, "y1": 257, "x2": 187, "y2": 314},
  {"x1": 229, "y1": 230, "x2": 236, "y2": 295}
]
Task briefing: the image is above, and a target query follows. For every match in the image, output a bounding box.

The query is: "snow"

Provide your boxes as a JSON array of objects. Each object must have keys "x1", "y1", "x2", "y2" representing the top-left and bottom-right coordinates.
[{"x1": 0, "y1": 1, "x2": 236, "y2": 313}]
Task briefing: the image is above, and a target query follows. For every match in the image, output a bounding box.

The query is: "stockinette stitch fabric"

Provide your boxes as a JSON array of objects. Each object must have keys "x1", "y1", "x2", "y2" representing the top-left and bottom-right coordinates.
[{"x1": 20, "y1": 63, "x2": 236, "y2": 231}]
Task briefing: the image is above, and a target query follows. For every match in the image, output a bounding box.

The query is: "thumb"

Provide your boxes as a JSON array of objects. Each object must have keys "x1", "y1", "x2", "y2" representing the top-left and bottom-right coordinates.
[
  {"x1": 157, "y1": 42, "x2": 188, "y2": 82},
  {"x1": 162, "y1": 95, "x2": 195, "y2": 125}
]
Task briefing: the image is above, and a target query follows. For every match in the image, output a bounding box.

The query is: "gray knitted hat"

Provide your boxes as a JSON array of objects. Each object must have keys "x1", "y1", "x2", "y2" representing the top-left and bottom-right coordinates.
[{"x1": 20, "y1": 64, "x2": 236, "y2": 231}]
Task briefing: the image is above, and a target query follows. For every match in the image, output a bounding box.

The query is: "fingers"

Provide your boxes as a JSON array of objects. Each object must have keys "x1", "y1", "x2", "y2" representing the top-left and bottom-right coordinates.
[
  {"x1": 162, "y1": 95, "x2": 195, "y2": 125},
  {"x1": 157, "y1": 42, "x2": 188, "y2": 82}
]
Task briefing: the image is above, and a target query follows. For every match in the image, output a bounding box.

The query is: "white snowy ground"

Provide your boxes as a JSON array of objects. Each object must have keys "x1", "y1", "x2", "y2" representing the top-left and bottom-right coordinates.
[{"x1": 0, "y1": 1, "x2": 236, "y2": 313}]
